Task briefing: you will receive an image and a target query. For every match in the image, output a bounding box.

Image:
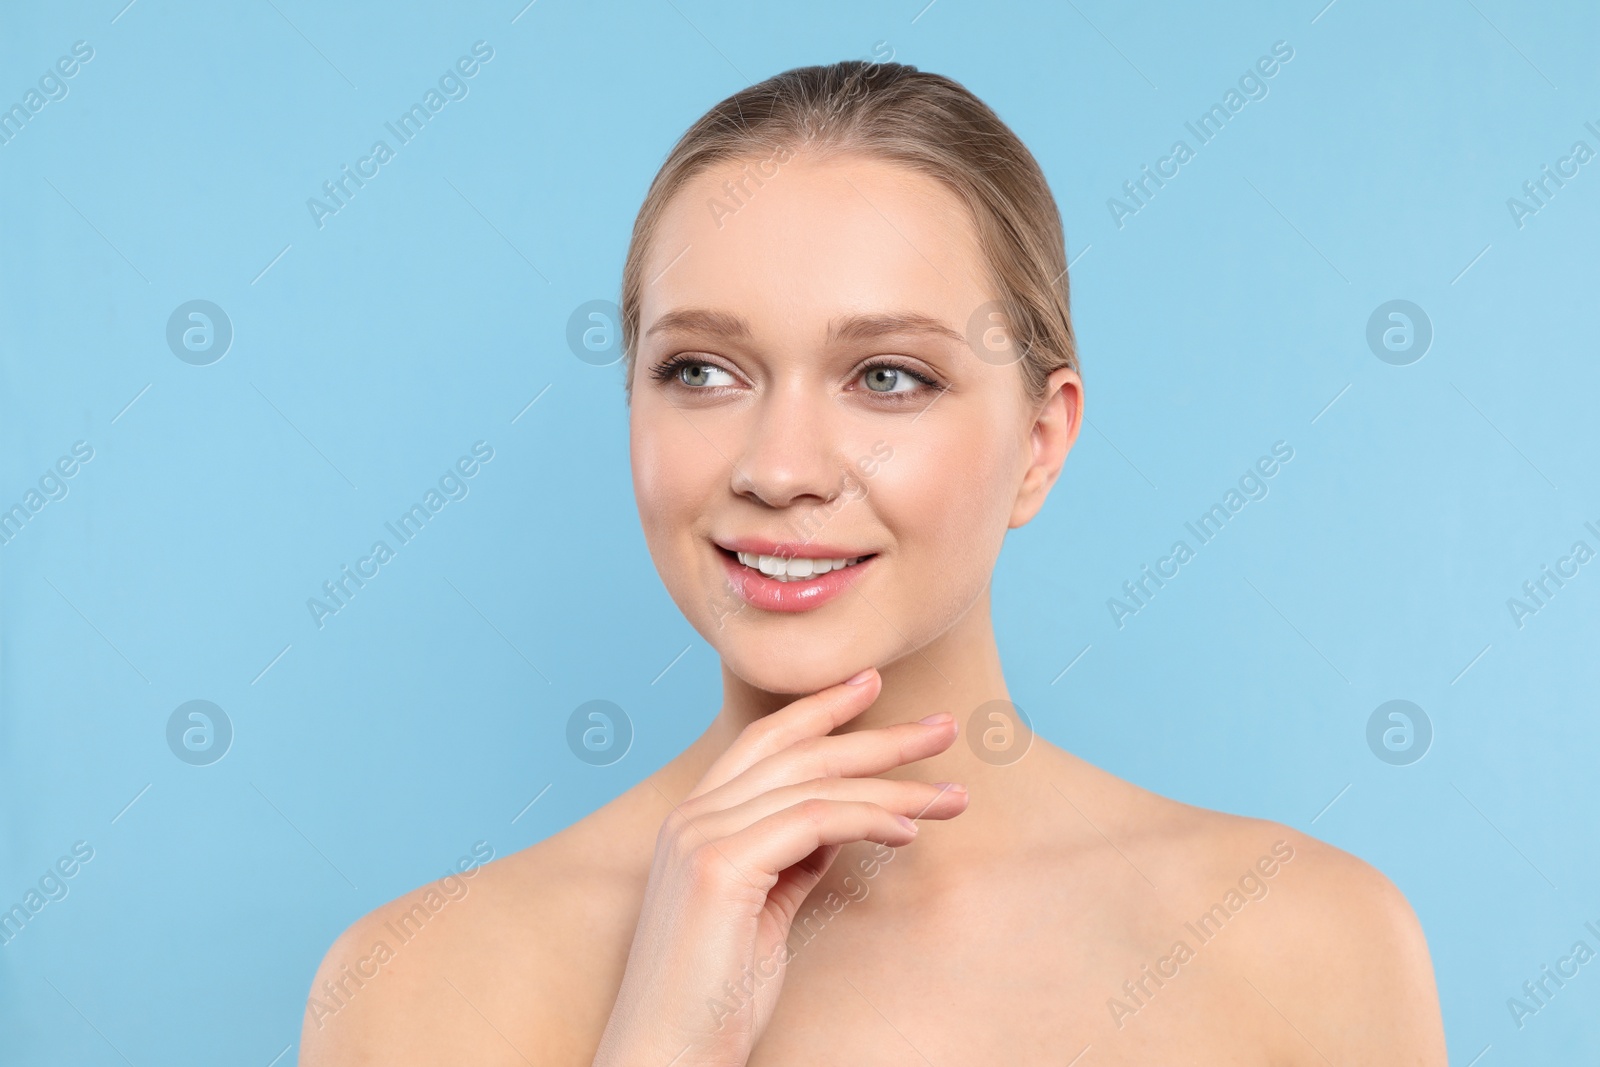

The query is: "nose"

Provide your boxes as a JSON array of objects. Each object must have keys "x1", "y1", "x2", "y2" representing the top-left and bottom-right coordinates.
[{"x1": 728, "y1": 383, "x2": 849, "y2": 509}]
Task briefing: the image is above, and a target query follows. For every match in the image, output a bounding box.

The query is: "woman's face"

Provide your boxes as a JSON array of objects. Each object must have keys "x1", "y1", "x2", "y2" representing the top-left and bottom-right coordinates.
[{"x1": 630, "y1": 149, "x2": 1076, "y2": 695}]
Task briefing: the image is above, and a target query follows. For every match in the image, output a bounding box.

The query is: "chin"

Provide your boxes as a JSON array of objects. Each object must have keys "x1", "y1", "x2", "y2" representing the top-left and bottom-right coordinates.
[{"x1": 718, "y1": 640, "x2": 861, "y2": 698}]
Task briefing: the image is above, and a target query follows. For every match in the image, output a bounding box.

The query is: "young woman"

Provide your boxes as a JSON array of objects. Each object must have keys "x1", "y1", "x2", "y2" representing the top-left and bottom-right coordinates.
[{"x1": 302, "y1": 61, "x2": 1448, "y2": 1065}]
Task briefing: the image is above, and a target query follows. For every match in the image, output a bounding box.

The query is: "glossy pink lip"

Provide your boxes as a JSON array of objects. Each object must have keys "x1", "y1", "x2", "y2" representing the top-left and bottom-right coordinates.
[{"x1": 714, "y1": 543, "x2": 876, "y2": 613}]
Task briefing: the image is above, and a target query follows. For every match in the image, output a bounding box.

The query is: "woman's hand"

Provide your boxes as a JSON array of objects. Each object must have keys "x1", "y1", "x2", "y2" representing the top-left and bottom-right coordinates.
[{"x1": 591, "y1": 667, "x2": 968, "y2": 1066}]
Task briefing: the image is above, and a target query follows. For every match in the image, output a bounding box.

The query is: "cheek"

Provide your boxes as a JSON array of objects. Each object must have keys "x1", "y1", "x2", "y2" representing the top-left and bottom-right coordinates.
[
  {"x1": 630, "y1": 402, "x2": 732, "y2": 621},
  {"x1": 631, "y1": 404, "x2": 702, "y2": 544},
  {"x1": 877, "y1": 422, "x2": 1018, "y2": 570}
]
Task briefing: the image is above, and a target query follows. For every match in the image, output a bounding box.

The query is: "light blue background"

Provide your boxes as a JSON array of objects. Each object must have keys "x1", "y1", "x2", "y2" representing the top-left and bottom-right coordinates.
[{"x1": 2, "y1": 1, "x2": 1597, "y2": 1062}]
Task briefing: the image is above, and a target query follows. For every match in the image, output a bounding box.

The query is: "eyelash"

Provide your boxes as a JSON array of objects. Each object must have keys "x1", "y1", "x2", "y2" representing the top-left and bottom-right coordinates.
[{"x1": 648, "y1": 355, "x2": 944, "y2": 403}]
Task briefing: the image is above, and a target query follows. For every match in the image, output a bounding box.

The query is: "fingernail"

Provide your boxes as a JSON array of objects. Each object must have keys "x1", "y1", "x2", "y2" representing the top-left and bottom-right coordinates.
[
  {"x1": 844, "y1": 668, "x2": 875, "y2": 685},
  {"x1": 932, "y1": 782, "x2": 968, "y2": 794},
  {"x1": 918, "y1": 712, "x2": 953, "y2": 725},
  {"x1": 896, "y1": 815, "x2": 918, "y2": 832}
]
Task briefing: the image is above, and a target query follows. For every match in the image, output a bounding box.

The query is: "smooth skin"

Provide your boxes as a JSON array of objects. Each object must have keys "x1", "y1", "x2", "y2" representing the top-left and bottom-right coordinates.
[{"x1": 301, "y1": 150, "x2": 1448, "y2": 1065}]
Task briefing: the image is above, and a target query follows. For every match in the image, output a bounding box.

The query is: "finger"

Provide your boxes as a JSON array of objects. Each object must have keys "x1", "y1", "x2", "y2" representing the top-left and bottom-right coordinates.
[
  {"x1": 693, "y1": 714, "x2": 959, "y2": 811},
  {"x1": 765, "y1": 842, "x2": 841, "y2": 917},
  {"x1": 688, "y1": 669, "x2": 882, "y2": 799},
  {"x1": 711, "y1": 799, "x2": 921, "y2": 887},
  {"x1": 694, "y1": 778, "x2": 969, "y2": 840}
]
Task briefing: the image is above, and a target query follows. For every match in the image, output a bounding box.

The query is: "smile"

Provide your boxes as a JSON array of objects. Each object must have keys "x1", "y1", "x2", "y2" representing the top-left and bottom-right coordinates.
[
  {"x1": 712, "y1": 541, "x2": 878, "y2": 613},
  {"x1": 733, "y1": 551, "x2": 872, "y2": 582}
]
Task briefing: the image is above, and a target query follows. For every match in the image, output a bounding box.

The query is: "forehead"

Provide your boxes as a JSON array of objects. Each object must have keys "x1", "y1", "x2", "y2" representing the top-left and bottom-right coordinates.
[{"x1": 639, "y1": 152, "x2": 992, "y2": 338}]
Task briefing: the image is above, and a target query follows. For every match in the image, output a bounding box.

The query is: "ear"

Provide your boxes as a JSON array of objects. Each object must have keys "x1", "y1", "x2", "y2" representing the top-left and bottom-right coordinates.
[{"x1": 1009, "y1": 365, "x2": 1082, "y2": 528}]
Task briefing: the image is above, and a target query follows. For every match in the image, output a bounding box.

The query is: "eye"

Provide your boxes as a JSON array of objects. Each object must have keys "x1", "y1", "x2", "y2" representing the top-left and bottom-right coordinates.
[
  {"x1": 649, "y1": 356, "x2": 739, "y2": 389},
  {"x1": 672, "y1": 363, "x2": 732, "y2": 388},
  {"x1": 855, "y1": 360, "x2": 942, "y2": 401}
]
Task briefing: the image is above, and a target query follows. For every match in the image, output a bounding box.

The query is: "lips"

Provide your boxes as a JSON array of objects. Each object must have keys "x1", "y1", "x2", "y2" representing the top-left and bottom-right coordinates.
[{"x1": 713, "y1": 541, "x2": 877, "y2": 613}]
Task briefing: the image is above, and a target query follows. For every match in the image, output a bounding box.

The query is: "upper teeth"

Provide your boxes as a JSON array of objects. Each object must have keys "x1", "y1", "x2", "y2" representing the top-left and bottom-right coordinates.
[{"x1": 737, "y1": 552, "x2": 868, "y2": 581}]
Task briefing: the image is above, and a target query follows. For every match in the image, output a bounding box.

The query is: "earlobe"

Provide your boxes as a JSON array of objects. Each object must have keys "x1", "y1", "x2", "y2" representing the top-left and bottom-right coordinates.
[{"x1": 1009, "y1": 366, "x2": 1083, "y2": 528}]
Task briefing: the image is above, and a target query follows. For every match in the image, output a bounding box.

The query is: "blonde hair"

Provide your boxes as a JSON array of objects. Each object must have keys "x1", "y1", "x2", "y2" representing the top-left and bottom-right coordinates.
[{"x1": 618, "y1": 59, "x2": 1078, "y2": 406}]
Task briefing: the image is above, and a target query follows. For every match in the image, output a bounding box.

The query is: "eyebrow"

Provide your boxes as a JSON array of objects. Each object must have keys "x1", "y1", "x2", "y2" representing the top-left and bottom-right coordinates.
[{"x1": 643, "y1": 307, "x2": 966, "y2": 346}]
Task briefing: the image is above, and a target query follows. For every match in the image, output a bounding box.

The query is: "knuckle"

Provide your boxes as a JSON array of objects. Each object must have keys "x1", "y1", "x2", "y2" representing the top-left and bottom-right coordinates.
[
  {"x1": 738, "y1": 715, "x2": 789, "y2": 752},
  {"x1": 894, "y1": 727, "x2": 920, "y2": 763},
  {"x1": 803, "y1": 776, "x2": 839, "y2": 798},
  {"x1": 684, "y1": 843, "x2": 723, "y2": 883},
  {"x1": 792, "y1": 737, "x2": 840, "y2": 776},
  {"x1": 795, "y1": 797, "x2": 831, "y2": 828},
  {"x1": 735, "y1": 717, "x2": 771, "y2": 746},
  {"x1": 658, "y1": 806, "x2": 690, "y2": 838},
  {"x1": 657, "y1": 808, "x2": 701, "y2": 856}
]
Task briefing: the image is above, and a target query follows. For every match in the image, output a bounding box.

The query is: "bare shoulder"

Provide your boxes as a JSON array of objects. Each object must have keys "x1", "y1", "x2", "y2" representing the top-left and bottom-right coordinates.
[
  {"x1": 299, "y1": 786, "x2": 661, "y2": 1066},
  {"x1": 1220, "y1": 817, "x2": 1446, "y2": 1063},
  {"x1": 1111, "y1": 776, "x2": 1447, "y2": 1064}
]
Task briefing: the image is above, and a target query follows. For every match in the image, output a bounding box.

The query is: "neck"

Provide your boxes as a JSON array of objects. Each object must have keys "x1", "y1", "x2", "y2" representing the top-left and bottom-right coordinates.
[{"x1": 656, "y1": 584, "x2": 1071, "y2": 877}]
